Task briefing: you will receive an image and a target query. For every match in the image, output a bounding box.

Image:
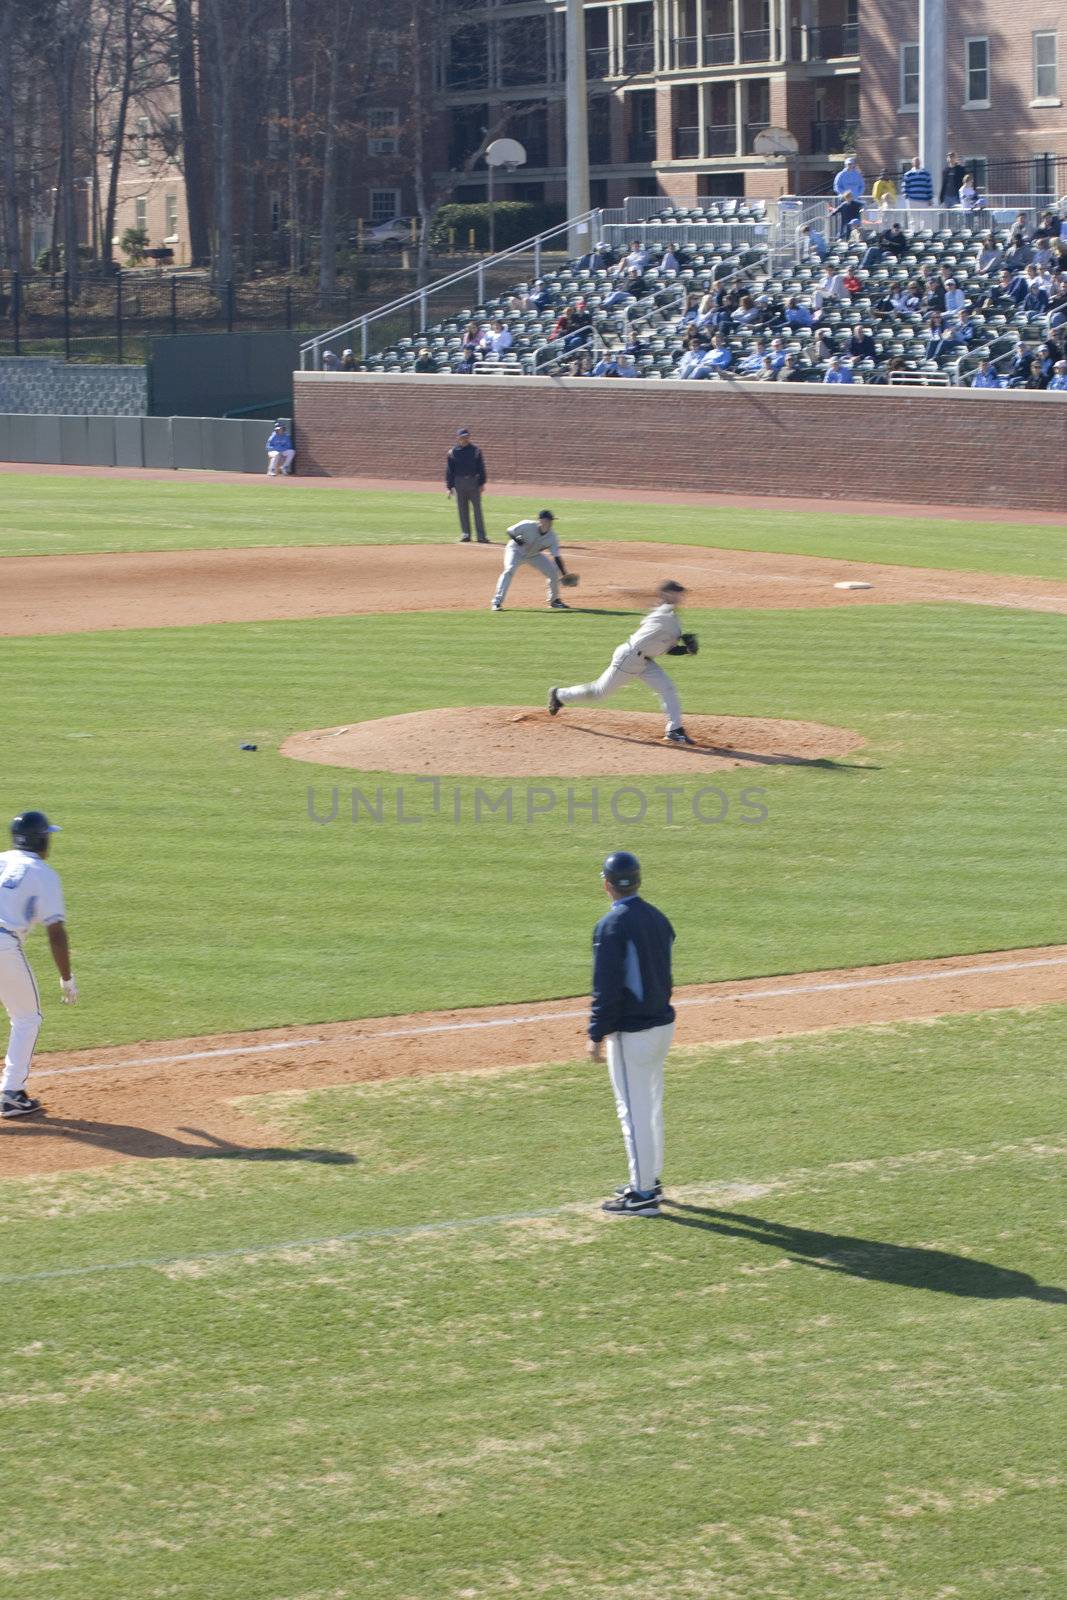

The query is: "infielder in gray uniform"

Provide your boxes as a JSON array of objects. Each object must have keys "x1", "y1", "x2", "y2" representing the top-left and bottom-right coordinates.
[
  {"x1": 548, "y1": 580, "x2": 699, "y2": 743},
  {"x1": 491, "y1": 509, "x2": 578, "y2": 611}
]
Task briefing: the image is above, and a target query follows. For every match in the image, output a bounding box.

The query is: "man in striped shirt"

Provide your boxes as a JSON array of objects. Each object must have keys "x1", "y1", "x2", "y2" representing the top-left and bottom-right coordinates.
[{"x1": 901, "y1": 157, "x2": 933, "y2": 210}]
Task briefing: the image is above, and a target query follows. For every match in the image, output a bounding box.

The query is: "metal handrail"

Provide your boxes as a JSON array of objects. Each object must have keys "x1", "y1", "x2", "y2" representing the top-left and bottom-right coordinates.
[{"x1": 299, "y1": 209, "x2": 603, "y2": 369}]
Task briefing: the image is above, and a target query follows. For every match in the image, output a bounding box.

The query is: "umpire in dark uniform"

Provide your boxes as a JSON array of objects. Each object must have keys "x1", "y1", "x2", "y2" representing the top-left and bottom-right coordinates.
[
  {"x1": 588, "y1": 851, "x2": 676, "y2": 1217},
  {"x1": 445, "y1": 427, "x2": 488, "y2": 542}
]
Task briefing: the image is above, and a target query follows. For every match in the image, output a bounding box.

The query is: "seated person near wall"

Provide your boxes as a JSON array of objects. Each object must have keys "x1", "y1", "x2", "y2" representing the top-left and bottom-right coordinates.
[
  {"x1": 321, "y1": 349, "x2": 340, "y2": 371},
  {"x1": 779, "y1": 353, "x2": 808, "y2": 382},
  {"x1": 693, "y1": 334, "x2": 734, "y2": 377},
  {"x1": 266, "y1": 421, "x2": 295, "y2": 476},
  {"x1": 413, "y1": 348, "x2": 436, "y2": 372},
  {"x1": 591, "y1": 353, "x2": 621, "y2": 376},
  {"x1": 1047, "y1": 358, "x2": 1067, "y2": 389},
  {"x1": 848, "y1": 325, "x2": 878, "y2": 363},
  {"x1": 738, "y1": 339, "x2": 768, "y2": 376},
  {"x1": 823, "y1": 355, "x2": 855, "y2": 383},
  {"x1": 782, "y1": 295, "x2": 813, "y2": 330}
]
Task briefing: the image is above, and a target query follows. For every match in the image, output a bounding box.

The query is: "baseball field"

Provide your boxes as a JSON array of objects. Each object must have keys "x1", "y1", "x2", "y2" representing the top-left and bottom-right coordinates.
[{"x1": 2, "y1": 467, "x2": 1065, "y2": 1600}]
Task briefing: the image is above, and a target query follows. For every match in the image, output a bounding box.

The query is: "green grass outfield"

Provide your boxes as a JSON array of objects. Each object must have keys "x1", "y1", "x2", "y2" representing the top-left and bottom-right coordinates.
[
  {"x1": 2, "y1": 1006, "x2": 1064, "y2": 1600},
  {"x1": 3, "y1": 601, "x2": 1064, "y2": 1048},
  {"x1": 2, "y1": 473, "x2": 1066, "y2": 576}
]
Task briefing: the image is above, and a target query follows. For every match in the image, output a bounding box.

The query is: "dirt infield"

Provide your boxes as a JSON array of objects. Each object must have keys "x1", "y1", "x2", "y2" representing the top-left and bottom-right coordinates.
[
  {"x1": 282, "y1": 707, "x2": 865, "y2": 777},
  {"x1": 3, "y1": 539, "x2": 1066, "y2": 636},
  {"x1": 4, "y1": 946, "x2": 1063, "y2": 1178}
]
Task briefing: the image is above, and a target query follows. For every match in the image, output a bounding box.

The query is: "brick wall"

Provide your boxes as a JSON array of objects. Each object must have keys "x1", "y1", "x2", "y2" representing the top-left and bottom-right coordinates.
[{"x1": 293, "y1": 373, "x2": 1066, "y2": 514}]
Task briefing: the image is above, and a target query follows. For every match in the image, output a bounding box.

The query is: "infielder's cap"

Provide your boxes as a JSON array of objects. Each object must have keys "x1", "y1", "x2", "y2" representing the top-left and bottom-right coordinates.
[
  {"x1": 10, "y1": 810, "x2": 61, "y2": 848},
  {"x1": 457, "y1": 427, "x2": 471, "y2": 436},
  {"x1": 538, "y1": 508, "x2": 554, "y2": 520},
  {"x1": 659, "y1": 579, "x2": 687, "y2": 596},
  {"x1": 602, "y1": 851, "x2": 641, "y2": 890}
]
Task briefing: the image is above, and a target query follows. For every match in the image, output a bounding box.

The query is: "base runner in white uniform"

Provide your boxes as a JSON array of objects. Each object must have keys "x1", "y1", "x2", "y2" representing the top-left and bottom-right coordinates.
[
  {"x1": 491, "y1": 509, "x2": 574, "y2": 611},
  {"x1": 548, "y1": 579, "x2": 699, "y2": 744},
  {"x1": 0, "y1": 811, "x2": 78, "y2": 1120}
]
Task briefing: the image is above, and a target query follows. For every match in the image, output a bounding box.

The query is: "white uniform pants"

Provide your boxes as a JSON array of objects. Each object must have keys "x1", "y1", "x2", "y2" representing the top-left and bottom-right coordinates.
[
  {"x1": 606, "y1": 1022, "x2": 673, "y2": 1193},
  {"x1": 267, "y1": 449, "x2": 295, "y2": 475},
  {"x1": 557, "y1": 644, "x2": 682, "y2": 732},
  {"x1": 0, "y1": 937, "x2": 43, "y2": 1093},
  {"x1": 493, "y1": 545, "x2": 559, "y2": 607}
]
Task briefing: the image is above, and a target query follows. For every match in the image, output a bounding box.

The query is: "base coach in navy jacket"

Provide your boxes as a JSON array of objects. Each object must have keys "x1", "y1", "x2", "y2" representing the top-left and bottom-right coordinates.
[{"x1": 588, "y1": 851, "x2": 675, "y2": 1216}]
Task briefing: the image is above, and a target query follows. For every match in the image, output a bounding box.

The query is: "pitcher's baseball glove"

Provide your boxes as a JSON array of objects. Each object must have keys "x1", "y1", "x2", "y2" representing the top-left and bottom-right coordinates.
[
  {"x1": 561, "y1": 573, "x2": 580, "y2": 588},
  {"x1": 668, "y1": 632, "x2": 699, "y2": 656}
]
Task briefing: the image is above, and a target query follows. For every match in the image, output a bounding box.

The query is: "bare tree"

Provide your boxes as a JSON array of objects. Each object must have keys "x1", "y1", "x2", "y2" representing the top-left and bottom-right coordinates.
[
  {"x1": 0, "y1": 1, "x2": 24, "y2": 273},
  {"x1": 173, "y1": 0, "x2": 209, "y2": 265}
]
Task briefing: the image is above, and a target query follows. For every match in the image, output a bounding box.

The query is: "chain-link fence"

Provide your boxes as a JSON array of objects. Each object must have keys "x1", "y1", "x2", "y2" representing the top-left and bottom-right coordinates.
[{"x1": 0, "y1": 273, "x2": 378, "y2": 365}]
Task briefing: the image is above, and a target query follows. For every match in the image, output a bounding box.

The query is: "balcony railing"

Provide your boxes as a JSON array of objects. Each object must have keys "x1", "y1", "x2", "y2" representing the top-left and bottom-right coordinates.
[
  {"x1": 807, "y1": 23, "x2": 859, "y2": 59},
  {"x1": 810, "y1": 118, "x2": 860, "y2": 154},
  {"x1": 674, "y1": 125, "x2": 700, "y2": 159},
  {"x1": 627, "y1": 128, "x2": 657, "y2": 162},
  {"x1": 671, "y1": 36, "x2": 698, "y2": 68},
  {"x1": 675, "y1": 124, "x2": 740, "y2": 158},
  {"x1": 623, "y1": 41, "x2": 655, "y2": 74},
  {"x1": 704, "y1": 32, "x2": 736, "y2": 64},
  {"x1": 586, "y1": 46, "x2": 610, "y2": 79},
  {"x1": 740, "y1": 29, "x2": 772, "y2": 62}
]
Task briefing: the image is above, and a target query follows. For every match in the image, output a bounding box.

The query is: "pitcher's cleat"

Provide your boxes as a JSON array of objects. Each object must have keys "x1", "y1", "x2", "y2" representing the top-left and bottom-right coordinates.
[
  {"x1": 547, "y1": 687, "x2": 562, "y2": 716},
  {"x1": 549, "y1": 599, "x2": 571, "y2": 610},
  {"x1": 1, "y1": 1090, "x2": 43, "y2": 1119},
  {"x1": 664, "y1": 726, "x2": 696, "y2": 746}
]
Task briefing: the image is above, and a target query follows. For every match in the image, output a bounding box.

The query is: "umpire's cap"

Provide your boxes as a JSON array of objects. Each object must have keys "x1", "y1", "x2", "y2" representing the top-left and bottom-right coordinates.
[
  {"x1": 602, "y1": 851, "x2": 641, "y2": 890},
  {"x1": 10, "y1": 811, "x2": 61, "y2": 850}
]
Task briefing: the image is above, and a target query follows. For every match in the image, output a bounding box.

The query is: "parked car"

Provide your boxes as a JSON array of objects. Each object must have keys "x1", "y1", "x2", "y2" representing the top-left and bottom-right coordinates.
[{"x1": 360, "y1": 216, "x2": 414, "y2": 250}]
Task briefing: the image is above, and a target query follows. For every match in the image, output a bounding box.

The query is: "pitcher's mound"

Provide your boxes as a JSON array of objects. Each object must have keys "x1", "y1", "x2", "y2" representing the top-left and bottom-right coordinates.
[{"x1": 281, "y1": 707, "x2": 864, "y2": 777}]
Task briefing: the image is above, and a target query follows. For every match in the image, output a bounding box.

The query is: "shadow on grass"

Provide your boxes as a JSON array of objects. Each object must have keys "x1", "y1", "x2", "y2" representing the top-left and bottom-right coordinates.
[
  {"x1": 567, "y1": 721, "x2": 879, "y2": 770},
  {"x1": 10, "y1": 1118, "x2": 355, "y2": 1165},
  {"x1": 661, "y1": 1202, "x2": 1067, "y2": 1303}
]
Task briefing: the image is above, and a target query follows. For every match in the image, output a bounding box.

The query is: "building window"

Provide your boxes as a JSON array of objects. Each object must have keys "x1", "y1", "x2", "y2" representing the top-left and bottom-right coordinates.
[
  {"x1": 964, "y1": 37, "x2": 989, "y2": 105},
  {"x1": 270, "y1": 192, "x2": 282, "y2": 236},
  {"x1": 369, "y1": 188, "x2": 401, "y2": 223},
  {"x1": 1033, "y1": 32, "x2": 1058, "y2": 100},
  {"x1": 368, "y1": 107, "x2": 399, "y2": 156},
  {"x1": 134, "y1": 196, "x2": 147, "y2": 233},
  {"x1": 164, "y1": 193, "x2": 178, "y2": 237},
  {"x1": 900, "y1": 42, "x2": 919, "y2": 109},
  {"x1": 136, "y1": 116, "x2": 150, "y2": 163},
  {"x1": 372, "y1": 37, "x2": 399, "y2": 75}
]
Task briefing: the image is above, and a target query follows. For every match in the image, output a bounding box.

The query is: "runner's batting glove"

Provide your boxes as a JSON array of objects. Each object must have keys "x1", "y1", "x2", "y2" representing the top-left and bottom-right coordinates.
[{"x1": 60, "y1": 977, "x2": 79, "y2": 1004}]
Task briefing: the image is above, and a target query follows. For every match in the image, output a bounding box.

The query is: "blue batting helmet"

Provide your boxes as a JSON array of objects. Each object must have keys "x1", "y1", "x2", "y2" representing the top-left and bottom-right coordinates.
[{"x1": 602, "y1": 851, "x2": 640, "y2": 890}]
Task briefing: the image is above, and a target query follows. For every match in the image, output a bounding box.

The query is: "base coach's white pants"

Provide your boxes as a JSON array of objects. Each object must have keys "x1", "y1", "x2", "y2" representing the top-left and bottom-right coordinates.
[
  {"x1": 493, "y1": 546, "x2": 559, "y2": 607},
  {"x1": 557, "y1": 644, "x2": 682, "y2": 732},
  {"x1": 267, "y1": 449, "x2": 295, "y2": 475},
  {"x1": 606, "y1": 1021, "x2": 674, "y2": 1193},
  {"x1": 0, "y1": 938, "x2": 43, "y2": 1094}
]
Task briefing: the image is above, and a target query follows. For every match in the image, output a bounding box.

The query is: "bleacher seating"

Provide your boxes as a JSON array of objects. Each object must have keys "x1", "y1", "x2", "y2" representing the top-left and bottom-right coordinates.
[{"x1": 330, "y1": 209, "x2": 1066, "y2": 390}]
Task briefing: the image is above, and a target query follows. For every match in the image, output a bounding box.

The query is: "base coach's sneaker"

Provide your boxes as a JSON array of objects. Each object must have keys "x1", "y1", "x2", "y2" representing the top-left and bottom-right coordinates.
[
  {"x1": 1, "y1": 1090, "x2": 43, "y2": 1119},
  {"x1": 615, "y1": 1179, "x2": 663, "y2": 1200},
  {"x1": 602, "y1": 1187, "x2": 661, "y2": 1217}
]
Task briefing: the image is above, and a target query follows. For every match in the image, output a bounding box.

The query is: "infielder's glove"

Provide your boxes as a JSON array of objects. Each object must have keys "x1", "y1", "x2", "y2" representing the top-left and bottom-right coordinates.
[
  {"x1": 561, "y1": 573, "x2": 580, "y2": 588},
  {"x1": 668, "y1": 633, "x2": 699, "y2": 656}
]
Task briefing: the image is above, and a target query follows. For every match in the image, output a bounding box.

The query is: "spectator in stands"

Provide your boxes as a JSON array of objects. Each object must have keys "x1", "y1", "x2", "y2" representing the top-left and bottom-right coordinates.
[
  {"x1": 779, "y1": 354, "x2": 806, "y2": 382},
  {"x1": 266, "y1": 421, "x2": 295, "y2": 477},
  {"x1": 902, "y1": 156, "x2": 933, "y2": 210},
  {"x1": 924, "y1": 313, "x2": 957, "y2": 363},
  {"x1": 796, "y1": 222, "x2": 829, "y2": 263},
  {"x1": 812, "y1": 328, "x2": 835, "y2": 364},
  {"x1": 848, "y1": 325, "x2": 878, "y2": 363},
  {"x1": 340, "y1": 348, "x2": 357, "y2": 371},
  {"x1": 604, "y1": 267, "x2": 646, "y2": 307},
  {"x1": 1017, "y1": 355, "x2": 1046, "y2": 390},
  {"x1": 829, "y1": 192, "x2": 863, "y2": 241},
  {"x1": 1034, "y1": 211, "x2": 1060, "y2": 243},
  {"x1": 890, "y1": 280, "x2": 920, "y2": 313},
  {"x1": 939, "y1": 151, "x2": 966, "y2": 206},
  {"x1": 1004, "y1": 231, "x2": 1032, "y2": 272},
  {"x1": 661, "y1": 244, "x2": 681, "y2": 273},
  {"x1": 880, "y1": 222, "x2": 909, "y2": 257},
  {"x1": 530, "y1": 278, "x2": 557, "y2": 312},
  {"x1": 1048, "y1": 359, "x2": 1067, "y2": 390},
  {"x1": 977, "y1": 234, "x2": 1003, "y2": 275},
  {"x1": 694, "y1": 290, "x2": 717, "y2": 328},
  {"x1": 738, "y1": 339, "x2": 767, "y2": 376},
  {"x1": 1034, "y1": 341, "x2": 1060, "y2": 384},
  {"x1": 954, "y1": 306, "x2": 979, "y2": 345},
  {"x1": 733, "y1": 293, "x2": 762, "y2": 328},
  {"x1": 944, "y1": 278, "x2": 966, "y2": 316},
  {"x1": 872, "y1": 168, "x2": 897, "y2": 209},
  {"x1": 484, "y1": 318, "x2": 514, "y2": 356},
  {"x1": 321, "y1": 349, "x2": 340, "y2": 371},
  {"x1": 754, "y1": 356, "x2": 778, "y2": 381},
  {"x1": 970, "y1": 358, "x2": 1002, "y2": 388},
  {"x1": 859, "y1": 231, "x2": 883, "y2": 270},
  {"x1": 767, "y1": 335, "x2": 788, "y2": 373},
  {"x1": 577, "y1": 242, "x2": 611, "y2": 272},
  {"x1": 1032, "y1": 236, "x2": 1057, "y2": 275},
  {"x1": 842, "y1": 263, "x2": 862, "y2": 295},
  {"x1": 1048, "y1": 279, "x2": 1067, "y2": 331},
  {"x1": 695, "y1": 334, "x2": 734, "y2": 377},
  {"x1": 922, "y1": 271, "x2": 947, "y2": 312},
  {"x1": 456, "y1": 320, "x2": 481, "y2": 372},
  {"x1": 958, "y1": 172, "x2": 983, "y2": 213},
  {"x1": 568, "y1": 352, "x2": 594, "y2": 377},
  {"x1": 675, "y1": 344, "x2": 704, "y2": 379},
  {"x1": 783, "y1": 295, "x2": 813, "y2": 330},
  {"x1": 812, "y1": 266, "x2": 846, "y2": 319},
  {"x1": 562, "y1": 299, "x2": 592, "y2": 351},
  {"x1": 614, "y1": 240, "x2": 650, "y2": 279},
  {"x1": 615, "y1": 353, "x2": 640, "y2": 377},
  {"x1": 872, "y1": 356, "x2": 907, "y2": 385},
  {"x1": 413, "y1": 348, "x2": 436, "y2": 373},
  {"x1": 823, "y1": 355, "x2": 855, "y2": 384},
  {"x1": 712, "y1": 290, "x2": 738, "y2": 332},
  {"x1": 591, "y1": 352, "x2": 620, "y2": 377},
  {"x1": 833, "y1": 155, "x2": 864, "y2": 200},
  {"x1": 1021, "y1": 269, "x2": 1050, "y2": 313}
]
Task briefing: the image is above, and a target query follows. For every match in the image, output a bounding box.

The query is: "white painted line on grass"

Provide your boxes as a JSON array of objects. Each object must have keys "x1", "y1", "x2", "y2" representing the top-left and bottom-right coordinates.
[{"x1": 33, "y1": 954, "x2": 1067, "y2": 1083}]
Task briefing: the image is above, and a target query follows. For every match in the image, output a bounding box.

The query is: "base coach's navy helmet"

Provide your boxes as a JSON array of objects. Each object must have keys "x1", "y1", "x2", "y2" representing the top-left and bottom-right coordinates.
[
  {"x1": 10, "y1": 810, "x2": 60, "y2": 851},
  {"x1": 602, "y1": 851, "x2": 641, "y2": 890}
]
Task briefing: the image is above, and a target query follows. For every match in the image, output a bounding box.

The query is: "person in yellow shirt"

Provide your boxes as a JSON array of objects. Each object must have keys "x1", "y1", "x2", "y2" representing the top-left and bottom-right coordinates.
[{"x1": 872, "y1": 169, "x2": 898, "y2": 209}]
